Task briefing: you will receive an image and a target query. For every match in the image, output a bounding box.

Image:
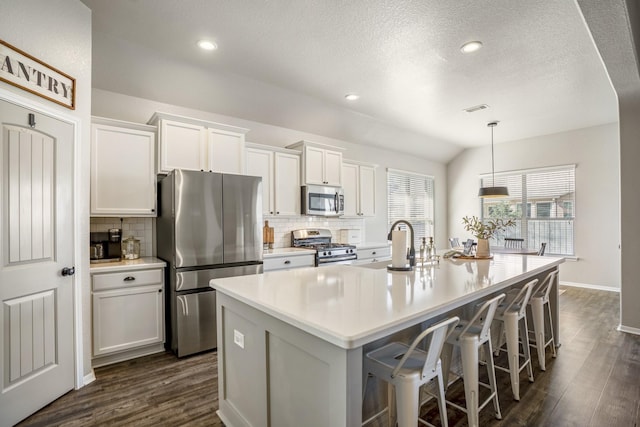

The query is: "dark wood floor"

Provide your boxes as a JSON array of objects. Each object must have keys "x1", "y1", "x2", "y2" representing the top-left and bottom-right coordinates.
[{"x1": 16, "y1": 287, "x2": 640, "y2": 427}]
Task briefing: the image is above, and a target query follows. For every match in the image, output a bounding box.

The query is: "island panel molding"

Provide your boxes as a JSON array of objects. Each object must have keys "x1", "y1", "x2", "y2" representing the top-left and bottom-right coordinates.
[{"x1": 0, "y1": 39, "x2": 76, "y2": 109}]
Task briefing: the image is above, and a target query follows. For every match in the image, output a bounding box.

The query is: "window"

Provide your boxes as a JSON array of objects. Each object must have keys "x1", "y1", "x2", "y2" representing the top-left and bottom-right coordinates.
[
  {"x1": 480, "y1": 165, "x2": 575, "y2": 256},
  {"x1": 387, "y1": 168, "x2": 434, "y2": 249}
]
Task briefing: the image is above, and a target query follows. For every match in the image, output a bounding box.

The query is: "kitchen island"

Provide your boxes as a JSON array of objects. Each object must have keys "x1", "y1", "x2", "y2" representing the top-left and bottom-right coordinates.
[{"x1": 211, "y1": 254, "x2": 564, "y2": 427}]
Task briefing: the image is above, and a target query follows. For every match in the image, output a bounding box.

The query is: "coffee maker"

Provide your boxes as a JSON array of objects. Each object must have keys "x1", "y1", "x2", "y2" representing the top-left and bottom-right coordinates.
[{"x1": 89, "y1": 228, "x2": 122, "y2": 263}]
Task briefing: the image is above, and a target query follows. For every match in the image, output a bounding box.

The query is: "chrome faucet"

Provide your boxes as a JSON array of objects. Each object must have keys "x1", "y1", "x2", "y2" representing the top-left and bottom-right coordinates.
[{"x1": 387, "y1": 220, "x2": 416, "y2": 268}]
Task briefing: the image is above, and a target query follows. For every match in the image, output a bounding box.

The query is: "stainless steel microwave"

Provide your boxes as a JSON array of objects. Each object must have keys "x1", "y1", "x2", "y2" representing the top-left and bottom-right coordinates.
[{"x1": 301, "y1": 185, "x2": 344, "y2": 217}]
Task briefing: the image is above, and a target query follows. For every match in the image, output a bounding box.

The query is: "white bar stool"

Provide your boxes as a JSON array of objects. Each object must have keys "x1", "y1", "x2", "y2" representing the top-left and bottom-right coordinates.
[
  {"x1": 441, "y1": 293, "x2": 505, "y2": 427},
  {"x1": 492, "y1": 279, "x2": 537, "y2": 401},
  {"x1": 529, "y1": 270, "x2": 558, "y2": 370},
  {"x1": 363, "y1": 316, "x2": 460, "y2": 427}
]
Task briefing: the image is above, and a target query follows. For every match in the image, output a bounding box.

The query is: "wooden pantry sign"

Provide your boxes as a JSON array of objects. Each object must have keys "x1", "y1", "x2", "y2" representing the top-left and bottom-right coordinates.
[{"x1": 0, "y1": 39, "x2": 76, "y2": 109}]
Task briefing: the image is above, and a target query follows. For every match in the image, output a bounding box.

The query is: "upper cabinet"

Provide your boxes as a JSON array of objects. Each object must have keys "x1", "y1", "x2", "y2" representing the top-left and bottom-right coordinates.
[
  {"x1": 341, "y1": 160, "x2": 376, "y2": 218},
  {"x1": 149, "y1": 112, "x2": 248, "y2": 175},
  {"x1": 90, "y1": 117, "x2": 157, "y2": 217},
  {"x1": 286, "y1": 141, "x2": 343, "y2": 186},
  {"x1": 245, "y1": 143, "x2": 300, "y2": 216}
]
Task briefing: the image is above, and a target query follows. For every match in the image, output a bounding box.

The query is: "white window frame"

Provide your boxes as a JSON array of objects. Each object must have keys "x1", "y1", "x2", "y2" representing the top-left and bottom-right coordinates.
[
  {"x1": 480, "y1": 164, "x2": 576, "y2": 256},
  {"x1": 387, "y1": 168, "x2": 435, "y2": 249}
]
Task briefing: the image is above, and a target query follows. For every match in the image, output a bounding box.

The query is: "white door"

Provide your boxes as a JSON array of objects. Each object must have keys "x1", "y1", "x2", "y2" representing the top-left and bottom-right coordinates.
[{"x1": 0, "y1": 100, "x2": 75, "y2": 426}]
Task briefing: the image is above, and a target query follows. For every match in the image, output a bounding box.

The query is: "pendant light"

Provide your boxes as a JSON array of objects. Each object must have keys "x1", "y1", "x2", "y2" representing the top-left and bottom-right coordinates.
[{"x1": 478, "y1": 121, "x2": 509, "y2": 198}]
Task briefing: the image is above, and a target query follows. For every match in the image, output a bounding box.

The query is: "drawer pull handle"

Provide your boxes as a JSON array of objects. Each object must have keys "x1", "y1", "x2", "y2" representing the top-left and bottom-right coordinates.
[
  {"x1": 123, "y1": 276, "x2": 136, "y2": 282},
  {"x1": 372, "y1": 251, "x2": 377, "y2": 255},
  {"x1": 284, "y1": 260, "x2": 291, "y2": 264}
]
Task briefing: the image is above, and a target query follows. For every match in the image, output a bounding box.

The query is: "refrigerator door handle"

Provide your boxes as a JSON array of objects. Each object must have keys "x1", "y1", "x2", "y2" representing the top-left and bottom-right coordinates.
[
  {"x1": 177, "y1": 295, "x2": 189, "y2": 316},
  {"x1": 334, "y1": 192, "x2": 339, "y2": 213}
]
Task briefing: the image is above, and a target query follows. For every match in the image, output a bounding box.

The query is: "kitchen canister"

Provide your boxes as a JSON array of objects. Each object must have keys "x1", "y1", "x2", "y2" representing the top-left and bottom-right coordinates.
[{"x1": 121, "y1": 236, "x2": 141, "y2": 259}]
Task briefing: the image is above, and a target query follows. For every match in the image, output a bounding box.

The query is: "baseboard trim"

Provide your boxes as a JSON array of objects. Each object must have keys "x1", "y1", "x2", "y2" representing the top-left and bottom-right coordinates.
[
  {"x1": 82, "y1": 370, "x2": 96, "y2": 387},
  {"x1": 617, "y1": 324, "x2": 640, "y2": 335},
  {"x1": 560, "y1": 281, "x2": 620, "y2": 292}
]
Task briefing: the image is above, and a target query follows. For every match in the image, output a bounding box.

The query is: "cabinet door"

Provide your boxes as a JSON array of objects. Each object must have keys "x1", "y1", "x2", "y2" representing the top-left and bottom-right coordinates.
[
  {"x1": 304, "y1": 146, "x2": 326, "y2": 185},
  {"x1": 359, "y1": 165, "x2": 376, "y2": 217},
  {"x1": 246, "y1": 148, "x2": 274, "y2": 215},
  {"x1": 92, "y1": 284, "x2": 164, "y2": 356},
  {"x1": 207, "y1": 128, "x2": 244, "y2": 174},
  {"x1": 274, "y1": 152, "x2": 300, "y2": 216},
  {"x1": 324, "y1": 150, "x2": 343, "y2": 186},
  {"x1": 91, "y1": 123, "x2": 156, "y2": 216},
  {"x1": 158, "y1": 120, "x2": 207, "y2": 173},
  {"x1": 341, "y1": 163, "x2": 359, "y2": 217}
]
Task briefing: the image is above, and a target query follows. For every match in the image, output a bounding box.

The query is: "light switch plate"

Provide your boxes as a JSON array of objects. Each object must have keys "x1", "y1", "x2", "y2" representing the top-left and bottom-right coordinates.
[{"x1": 233, "y1": 329, "x2": 245, "y2": 349}]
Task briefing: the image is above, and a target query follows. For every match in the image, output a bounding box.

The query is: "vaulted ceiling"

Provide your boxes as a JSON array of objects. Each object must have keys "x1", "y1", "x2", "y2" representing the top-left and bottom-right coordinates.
[{"x1": 81, "y1": 0, "x2": 618, "y2": 163}]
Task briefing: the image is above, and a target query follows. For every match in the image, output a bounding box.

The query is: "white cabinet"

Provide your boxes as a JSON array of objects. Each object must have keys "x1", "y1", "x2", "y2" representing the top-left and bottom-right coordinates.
[
  {"x1": 353, "y1": 244, "x2": 391, "y2": 264},
  {"x1": 149, "y1": 112, "x2": 248, "y2": 175},
  {"x1": 91, "y1": 267, "x2": 165, "y2": 367},
  {"x1": 342, "y1": 161, "x2": 376, "y2": 217},
  {"x1": 90, "y1": 117, "x2": 156, "y2": 217},
  {"x1": 245, "y1": 144, "x2": 300, "y2": 216},
  {"x1": 263, "y1": 251, "x2": 316, "y2": 272},
  {"x1": 286, "y1": 141, "x2": 343, "y2": 186}
]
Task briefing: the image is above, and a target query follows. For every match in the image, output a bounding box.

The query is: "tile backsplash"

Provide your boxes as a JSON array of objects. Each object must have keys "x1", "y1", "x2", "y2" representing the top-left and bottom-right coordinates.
[
  {"x1": 90, "y1": 217, "x2": 154, "y2": 257},
  {"x1": 90, "y1": 216, "x2": 365, "y2": 255},
  {"x1": 264, "y1": 216, "x2": 366, "y2": 248}
]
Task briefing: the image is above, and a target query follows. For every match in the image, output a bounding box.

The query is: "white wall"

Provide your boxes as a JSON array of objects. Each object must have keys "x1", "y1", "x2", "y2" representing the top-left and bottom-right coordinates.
[
  {"x1": 0, "y1": 0, "x2": 92, "y2": 378},
  {"x1": 91, "y1": 89, "x2": 449, "y2": 247},
  {"x1": 447, "y1": 123, "x2": 620, "y2": 289}
]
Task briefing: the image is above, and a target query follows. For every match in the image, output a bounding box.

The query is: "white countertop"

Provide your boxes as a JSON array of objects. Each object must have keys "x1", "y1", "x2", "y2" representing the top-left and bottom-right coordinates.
[
  {"x1": 356, "y1": 242, "x2": 391, "y2": 250},
  {"x1": 211, "y1": 254, "x2": 564, "y2": 349},
  {"x1": 89, "y1": 256, "x2": 166, "y2": 273},
  {"x1": 263, "y1": 247, "x2": 316, "y2": 258}
]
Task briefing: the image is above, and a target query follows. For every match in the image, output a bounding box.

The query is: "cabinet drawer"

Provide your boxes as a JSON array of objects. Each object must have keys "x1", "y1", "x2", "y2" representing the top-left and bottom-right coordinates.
[
  {"x1": 357, "y1": 246, "x2": 391, "y2": 261},
  {"x1": 93, "y1": 268, "x2": 163, "y2": 291},
  {"x1": 264, "y1": 254, "x2": 315, "y2": 271}
]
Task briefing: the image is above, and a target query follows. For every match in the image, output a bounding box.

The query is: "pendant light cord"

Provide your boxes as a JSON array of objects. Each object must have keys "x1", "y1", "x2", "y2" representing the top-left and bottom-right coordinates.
[{"x1": 491, "y1": 124, "x2": 495, "y2": 187}]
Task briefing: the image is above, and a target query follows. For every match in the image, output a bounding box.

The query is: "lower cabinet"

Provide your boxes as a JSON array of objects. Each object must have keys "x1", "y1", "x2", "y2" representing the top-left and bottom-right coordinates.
[
  {"x1": 91, "y1": 267, "x2": 165, "y2": 367},
  {"x1": 352, "y1": 245, "x2": 391, "y2": 264},
  {"x1": 264, "y1": 253, "x2": 316, "y2": 272}
]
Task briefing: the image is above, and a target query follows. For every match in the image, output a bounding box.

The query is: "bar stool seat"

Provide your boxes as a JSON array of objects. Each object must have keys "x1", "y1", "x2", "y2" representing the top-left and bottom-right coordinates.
[
  {"x1": 442, "y1": 294, "x2": 505, "y2": 427},
  {"x1": 363, "y1": 316, "x2": 459, "y2": 427}
]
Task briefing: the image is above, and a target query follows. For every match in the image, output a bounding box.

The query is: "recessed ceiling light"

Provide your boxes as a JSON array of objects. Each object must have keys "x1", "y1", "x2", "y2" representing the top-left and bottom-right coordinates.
[
  {"x1": 460, "y1": 41, "x2": 483, "y2": 54},
  {"x1": 197, "y1": 40, "x2": 218, "y2": 51},
  {"x1": 344, "y1": 93, "x2": 359, "y2": 101}
]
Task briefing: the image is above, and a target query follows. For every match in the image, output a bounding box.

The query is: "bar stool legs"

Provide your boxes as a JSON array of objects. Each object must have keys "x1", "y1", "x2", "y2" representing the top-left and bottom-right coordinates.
[
  {"x1": 529, "y1": 270, "x2": 558, "y2": 371},
  {"x1": 530, "y1": 295, "x2": 556, "y2": 370},
  {"x1": 441, "y1": 294, "x2": 505, "y2": 427}
]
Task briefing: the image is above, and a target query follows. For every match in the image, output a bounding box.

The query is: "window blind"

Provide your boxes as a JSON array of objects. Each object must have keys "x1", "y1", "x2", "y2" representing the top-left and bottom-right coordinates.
[
  {"x1": 387, "y1": 168, "x2": 434, "y2": 248},
  {"x1": 480, "y1": 165, "x2": 575, "y2": 255}
]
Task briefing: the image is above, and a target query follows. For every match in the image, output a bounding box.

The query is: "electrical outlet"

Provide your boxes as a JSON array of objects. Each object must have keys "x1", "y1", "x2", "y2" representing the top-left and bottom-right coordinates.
[{"x1": 233, "y1": 329, "x2": 245, "y2": 349}]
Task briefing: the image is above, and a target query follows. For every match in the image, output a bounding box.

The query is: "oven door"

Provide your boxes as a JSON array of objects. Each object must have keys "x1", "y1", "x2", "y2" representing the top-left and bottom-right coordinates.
[{"x1": 302, "y1": 185, "x2": 344, "y2": 217}]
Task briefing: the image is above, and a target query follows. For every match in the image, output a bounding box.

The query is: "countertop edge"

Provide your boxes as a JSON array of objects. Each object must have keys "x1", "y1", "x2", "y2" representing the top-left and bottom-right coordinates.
[
  {"x1": 89, "y1": 257, "x2": 167, "y2": 273},
  {"x1": 263, "y1": 248, "x2": 316, "y2": 258}
]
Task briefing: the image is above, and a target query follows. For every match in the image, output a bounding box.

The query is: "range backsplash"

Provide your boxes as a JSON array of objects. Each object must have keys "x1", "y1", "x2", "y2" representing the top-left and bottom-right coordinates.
[
  {"x1": 90, "y1": 217, "x2": 154, "y2": 257},
  {"x1": 265, "y1": 216, "x2": 366, "y2": 248}
]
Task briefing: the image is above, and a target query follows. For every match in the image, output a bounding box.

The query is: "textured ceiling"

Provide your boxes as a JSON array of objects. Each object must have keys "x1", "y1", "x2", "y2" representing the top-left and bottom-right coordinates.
[{"x1": 80, "y1": 0, "x2": 618, "y2": 163}]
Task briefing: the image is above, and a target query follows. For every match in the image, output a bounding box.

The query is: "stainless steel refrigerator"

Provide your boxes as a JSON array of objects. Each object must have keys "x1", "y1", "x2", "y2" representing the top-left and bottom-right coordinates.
[{"x1": 157, "y1": 170, "x2": 263, "y2": 357}]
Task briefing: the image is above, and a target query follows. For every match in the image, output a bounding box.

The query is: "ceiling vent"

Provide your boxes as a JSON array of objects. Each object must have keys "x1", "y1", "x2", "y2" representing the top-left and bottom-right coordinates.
[{"x1": 463, "y1": 104, "x2": 489, "y2": 113}]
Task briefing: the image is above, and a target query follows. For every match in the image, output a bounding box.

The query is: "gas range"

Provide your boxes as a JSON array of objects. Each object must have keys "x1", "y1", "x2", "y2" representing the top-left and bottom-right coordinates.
[{"x1": 291, "y1": 229, "x2": 357, "y2": 265}]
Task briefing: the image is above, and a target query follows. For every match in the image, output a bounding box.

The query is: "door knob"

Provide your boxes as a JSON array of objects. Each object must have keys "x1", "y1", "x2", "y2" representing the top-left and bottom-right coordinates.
[{"x1": 61, "y1": 266, "x2": 75, "y2": 276}]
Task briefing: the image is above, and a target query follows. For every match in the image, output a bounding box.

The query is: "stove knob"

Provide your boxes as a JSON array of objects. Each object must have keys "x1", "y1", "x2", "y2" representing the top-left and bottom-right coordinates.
[
  {"x1": 323, "y1": 251, "x2": 327, "y2": 256},
  {"x1": 328, "y1": 251, "x2": 332, "y2": 256}
]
